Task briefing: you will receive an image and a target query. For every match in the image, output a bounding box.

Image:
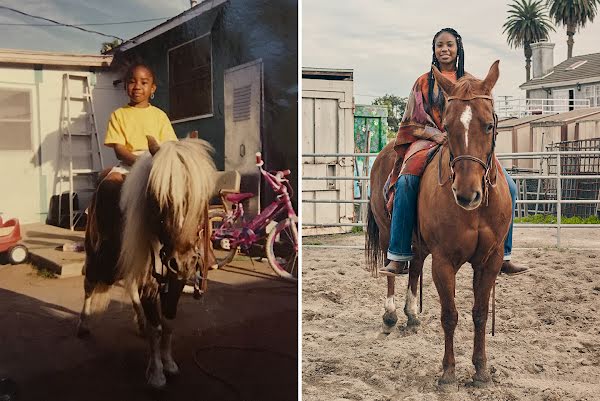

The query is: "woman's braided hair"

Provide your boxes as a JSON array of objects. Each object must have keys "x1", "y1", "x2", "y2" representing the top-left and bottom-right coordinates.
[{"x1": 427, "y1": 28, "x2": 465, "y2": 113}]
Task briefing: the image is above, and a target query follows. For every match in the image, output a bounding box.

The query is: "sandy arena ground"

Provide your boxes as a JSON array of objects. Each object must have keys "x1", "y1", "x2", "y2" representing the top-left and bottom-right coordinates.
[{"x1": 302, "y1": 228, "x2": 600, "y2": 401}]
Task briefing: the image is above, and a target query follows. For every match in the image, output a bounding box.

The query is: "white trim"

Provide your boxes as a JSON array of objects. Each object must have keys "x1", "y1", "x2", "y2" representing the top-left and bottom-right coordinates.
[
  {"x1": 171, "y1": 113, "x2": 214, "y2": 124},
  {"x1": 167, "y1": 33, "x2": 214, "y2": 121},
  {"x1": 0, "y1": 48, "x2": 112, "y2": 68},
  {"x1": 521, "y1": 75, "x2": 600, "y2": 90},
  {"x1": 117, "y1": 0, "x2": 227, "y2": 52}
]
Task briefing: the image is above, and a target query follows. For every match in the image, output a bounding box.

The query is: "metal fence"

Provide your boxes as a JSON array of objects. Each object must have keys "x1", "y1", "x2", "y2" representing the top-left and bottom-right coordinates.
[
  {"x1": 495, "y1": 97, "x2": 591, "y2": 118},
  {"x1": 302, "y1": 149, "x2": 600, "y2": 248}
]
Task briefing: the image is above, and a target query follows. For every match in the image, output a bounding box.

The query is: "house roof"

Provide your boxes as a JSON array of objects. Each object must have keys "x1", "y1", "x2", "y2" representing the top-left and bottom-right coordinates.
[
  {"x1": 529, "y1": 107, "x2": 600, "y2": 126},
  {"x1": 497, "y1": 114, "x2": 552, "y2": 129},
  {"x1": 302, "y1": 67, "x2": 354, "y2": 81},
  {"x1": 520, "y1": 52, "x2": 600, "y2": 90},
  {"x1": 108, "y1": 0, "x2": 228, "y2": 53},
  {"x1": 0, "y1": 48, "x2": 112, "y2": 68}
]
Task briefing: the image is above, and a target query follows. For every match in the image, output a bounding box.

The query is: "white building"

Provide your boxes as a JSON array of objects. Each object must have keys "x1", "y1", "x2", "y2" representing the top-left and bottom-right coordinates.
[{"x1": 0, "y1": 49, "x2": 125, "y2": 224}]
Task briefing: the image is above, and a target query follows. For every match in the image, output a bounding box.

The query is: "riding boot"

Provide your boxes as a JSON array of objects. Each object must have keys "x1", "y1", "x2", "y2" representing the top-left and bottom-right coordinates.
[
  {"x1": 379, "y1": 260, "x2": 409, "y2": 276},
  {"x1": 501, "y1": 260, "x2": 529, "y2": 275}
]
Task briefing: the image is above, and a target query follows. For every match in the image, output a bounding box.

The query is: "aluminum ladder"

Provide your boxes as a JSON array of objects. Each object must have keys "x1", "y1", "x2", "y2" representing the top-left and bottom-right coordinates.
[{"x1": 57, "y1": 73, "x2": 104, "y2": 230}]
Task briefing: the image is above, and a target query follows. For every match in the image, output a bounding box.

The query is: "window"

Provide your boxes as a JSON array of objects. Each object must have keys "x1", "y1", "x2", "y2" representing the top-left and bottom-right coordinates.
[
  {"x1": 0, "y1": 88, "x2": 32, "y2": 150},
  {"x1": 583, "y1": 85, "x2": 594, "y2": 107},
  {"x1": 168, "y1": 34, "x2": 213, "y2": 122},
  {"x1": 596, "y1": 84, "x2": 600, "y2": 108}
]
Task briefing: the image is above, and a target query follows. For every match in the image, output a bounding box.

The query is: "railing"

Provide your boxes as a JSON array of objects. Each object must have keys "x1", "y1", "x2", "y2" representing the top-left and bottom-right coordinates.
[
  {"x1": 302, "y1": 150, "x2": 600, "y2": 248},
  {"x1": 495, "y1": 97, "x2": 591, "y2": 118}
]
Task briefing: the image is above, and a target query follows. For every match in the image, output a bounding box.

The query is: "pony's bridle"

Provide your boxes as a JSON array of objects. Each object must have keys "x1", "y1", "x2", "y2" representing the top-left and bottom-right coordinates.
[{"x1": 439, "y1": 94, "x2": 499, "y2": 205}]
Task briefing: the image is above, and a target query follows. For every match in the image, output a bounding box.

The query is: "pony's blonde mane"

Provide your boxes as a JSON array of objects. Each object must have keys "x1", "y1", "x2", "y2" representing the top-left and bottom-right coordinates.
[{"x1": 118, "y1": 139, "x2": 216, "y2": 288}]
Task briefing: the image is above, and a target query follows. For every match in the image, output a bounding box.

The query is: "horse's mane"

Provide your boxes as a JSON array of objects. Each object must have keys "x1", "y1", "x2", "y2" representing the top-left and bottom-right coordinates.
[
  {"x1": 452, "y1": 74, "x2": 488, "y2": 99},
  {"x1": 118, "y1": 139, "x2": 216, "y2": 287}
]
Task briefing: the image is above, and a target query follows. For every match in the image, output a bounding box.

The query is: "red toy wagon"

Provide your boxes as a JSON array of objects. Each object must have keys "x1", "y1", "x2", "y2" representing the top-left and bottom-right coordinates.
[{"x1": 0, "y1": 214, "x2": 29, "y2": 264}]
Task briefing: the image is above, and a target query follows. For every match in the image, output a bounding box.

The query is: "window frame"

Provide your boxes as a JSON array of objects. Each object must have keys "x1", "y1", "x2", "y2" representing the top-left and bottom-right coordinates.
[
  {"x1": 0, "y1": 86, "x2": 33, "y2": 152},
  {"x1": 167, "y1": 33, "x2": 214, "y2": 124}
]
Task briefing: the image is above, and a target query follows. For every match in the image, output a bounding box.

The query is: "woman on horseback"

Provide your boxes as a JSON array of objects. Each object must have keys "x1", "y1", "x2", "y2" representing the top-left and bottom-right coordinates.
[{"x1": 381, "y1": 28, "x2": 527, "y2": 276}]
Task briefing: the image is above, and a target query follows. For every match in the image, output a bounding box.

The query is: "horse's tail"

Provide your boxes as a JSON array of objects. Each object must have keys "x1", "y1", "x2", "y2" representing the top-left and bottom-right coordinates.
[{"x1": 365, "y1": 201, "x2": 383, "y2": 277}]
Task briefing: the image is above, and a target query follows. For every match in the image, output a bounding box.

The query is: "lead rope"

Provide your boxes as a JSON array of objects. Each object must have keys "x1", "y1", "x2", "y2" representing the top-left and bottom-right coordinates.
[
  {"x1": 201, "y1": 203, "x2": 210, "y2": 293},
  {"x1": 492, "y1": 281, "x2": 496, "y2": 336}
]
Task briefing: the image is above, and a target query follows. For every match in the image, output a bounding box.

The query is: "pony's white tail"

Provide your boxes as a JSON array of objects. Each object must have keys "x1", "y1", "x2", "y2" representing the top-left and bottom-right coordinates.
[
  {"x1": 117, "y1": 139, "x2": 216, "y2": 289},
  {"x1": 90, "y1": 283, "x2": 112, "y2": 314}
]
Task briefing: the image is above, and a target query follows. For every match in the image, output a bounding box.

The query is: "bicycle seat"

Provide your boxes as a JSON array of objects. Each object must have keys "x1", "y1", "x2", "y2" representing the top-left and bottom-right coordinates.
[{"x1": 224, "y1": 192, "x2": 254, "y2": 204}]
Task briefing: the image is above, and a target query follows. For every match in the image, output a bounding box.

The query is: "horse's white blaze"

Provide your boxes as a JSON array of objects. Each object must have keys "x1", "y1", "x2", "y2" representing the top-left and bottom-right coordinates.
[
  {"x1": 460, "y1": 105, "x2": 472, "y2": 148},
  {"x1": 405, "y1": 286, "x2": 418, "y2": 318},
  {"x1": 385, "y1": 296, "x2": 396, "y2": 313}
]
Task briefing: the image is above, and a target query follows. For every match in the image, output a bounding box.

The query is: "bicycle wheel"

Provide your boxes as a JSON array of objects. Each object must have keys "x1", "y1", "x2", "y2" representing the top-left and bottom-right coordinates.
[
  {"x1": 208, "y1": 208, "x2": 237, "y2": 268},
  {"x1": 266, "y1": 217, "x2": 298, "y2": 282}
]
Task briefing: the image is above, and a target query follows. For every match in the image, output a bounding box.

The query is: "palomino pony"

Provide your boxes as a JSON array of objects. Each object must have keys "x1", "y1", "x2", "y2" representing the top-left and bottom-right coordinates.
[
  {"x1": 366, "y1": 61, "x2": 512, "y2": 387},
  {"x1": 77, "y1": 137, "x2": 215, "y2": 388}
]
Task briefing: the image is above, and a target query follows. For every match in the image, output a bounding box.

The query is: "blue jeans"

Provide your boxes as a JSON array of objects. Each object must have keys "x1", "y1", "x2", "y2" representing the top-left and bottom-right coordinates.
[{"x1": 387, "y1": 168, "x2": 517, "y2": 262}]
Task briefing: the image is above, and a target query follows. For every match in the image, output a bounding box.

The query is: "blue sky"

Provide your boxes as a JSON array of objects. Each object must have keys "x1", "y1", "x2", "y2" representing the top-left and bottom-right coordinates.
[
  {"x1": 303, "y1": 0, "x2": 600, "y2": 102},
  {"x1": 0, "y1": 0, "x2": 193, "y2": 53}
]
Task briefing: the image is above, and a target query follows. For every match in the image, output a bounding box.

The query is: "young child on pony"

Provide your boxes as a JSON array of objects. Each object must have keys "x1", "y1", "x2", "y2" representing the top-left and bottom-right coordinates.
[{"x1": 380, "y1": 28, "x2": 528, "y2": 277}]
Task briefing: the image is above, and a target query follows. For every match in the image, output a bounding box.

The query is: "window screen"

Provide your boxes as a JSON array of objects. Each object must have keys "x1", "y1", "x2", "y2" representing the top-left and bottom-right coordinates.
[
  {"x1": 0, "y1": 89, "x2": 32, "y2": 150},
  {"x1": 168, "y1": 35, "x2": 213, "y2": 121}
]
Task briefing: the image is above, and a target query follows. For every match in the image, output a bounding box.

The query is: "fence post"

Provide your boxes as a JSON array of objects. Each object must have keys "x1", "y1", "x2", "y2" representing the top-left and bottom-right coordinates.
[{"x1": 556, "y1": 152, "x2": 562, "y2": 248}]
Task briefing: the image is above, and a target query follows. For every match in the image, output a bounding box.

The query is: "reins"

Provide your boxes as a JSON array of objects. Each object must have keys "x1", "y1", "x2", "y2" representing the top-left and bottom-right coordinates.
[{"x1": 438, "y1": 94, "x2": 499, "y2": 206}]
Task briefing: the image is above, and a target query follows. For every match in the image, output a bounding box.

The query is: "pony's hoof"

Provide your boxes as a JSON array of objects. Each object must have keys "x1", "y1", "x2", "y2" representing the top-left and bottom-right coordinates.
[
  {"x1": 146, "y1": 371, "x2": 167, "y2": 389},
  {"x1": 76, "y1": 322, "x2": 90, "y2": 338},
  {"x1": 382, "y1": 311, "x2": 398, "y2": 328},
  {"x1": 162, "y1": 360, "x2": 180, "y2": 376},
  {"x1": 406, "y1": 317, "x2": 421, "y2": 327}
]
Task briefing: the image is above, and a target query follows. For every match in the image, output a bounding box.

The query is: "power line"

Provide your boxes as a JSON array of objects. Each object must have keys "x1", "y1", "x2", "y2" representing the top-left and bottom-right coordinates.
[
  {"x1": 0, "y1": 5, "x2": 125, "y2": 41},
  {"x1": 0, "y1": 17, "x2": 169, "y2": 27}
]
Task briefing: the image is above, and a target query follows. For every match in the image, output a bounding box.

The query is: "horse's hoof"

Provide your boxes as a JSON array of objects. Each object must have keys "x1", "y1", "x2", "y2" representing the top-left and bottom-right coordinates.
[
  {"x1": 406, "y1": 317, "x2": 421, "y2": 327},
  {"x1": 472, "y1": 371, "x2": 493, "y2": 388},
  {"x1": 382, "y1": 311, "x2": 398, "y2": 328},
  {"x1": 76, "y1": 323, "x2": 90, "y2": 338},
  {"x1": 438, "y1": 371, "x2": 457, "y2": 387},
  {"x1": 381, "y1": 323, "x2": 395, "y2": 335},
  {"x1": 437, "y1": 380, "x2": 459, "y2": 393}
]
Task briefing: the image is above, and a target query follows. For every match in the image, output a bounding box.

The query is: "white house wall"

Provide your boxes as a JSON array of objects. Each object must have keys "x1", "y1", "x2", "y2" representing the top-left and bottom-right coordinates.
[{"x1": 0, "y1": 65, "x2": 125, "y2": 223}]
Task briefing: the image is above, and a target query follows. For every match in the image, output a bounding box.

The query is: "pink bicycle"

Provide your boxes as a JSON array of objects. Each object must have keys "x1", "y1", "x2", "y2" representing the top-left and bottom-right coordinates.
[{"x1": 209, "y1": 153, "x2": 298, "y2": 282}]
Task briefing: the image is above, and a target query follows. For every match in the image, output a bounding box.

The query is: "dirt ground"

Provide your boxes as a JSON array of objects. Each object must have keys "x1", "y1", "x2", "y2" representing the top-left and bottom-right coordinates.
[
  {"x1": 0, "y1": 259, "x2": 297, "y2": 401},
  {"x1": 302, "y1": 228, "x2": 600, "y2": 401}
]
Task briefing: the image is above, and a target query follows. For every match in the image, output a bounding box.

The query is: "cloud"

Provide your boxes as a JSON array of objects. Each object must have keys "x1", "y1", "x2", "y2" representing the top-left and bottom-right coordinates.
[{"x1": 304, "y1": 0, "x2": 600, "y2": 104}]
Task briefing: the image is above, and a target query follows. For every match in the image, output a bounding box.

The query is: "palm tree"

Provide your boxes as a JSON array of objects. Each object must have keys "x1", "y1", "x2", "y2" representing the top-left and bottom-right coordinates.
[
  {"x1": 503, "y1": 0, "x2": 555, "y2": 81},
  {"x1": 547, "y1": 0, "x2": 600, "y2": 59}
]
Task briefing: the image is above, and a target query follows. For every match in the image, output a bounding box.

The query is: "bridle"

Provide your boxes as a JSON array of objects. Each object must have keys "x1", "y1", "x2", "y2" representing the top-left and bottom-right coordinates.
[{"x1": 438, "y1": 94, "x2": 499, "y2": 205}]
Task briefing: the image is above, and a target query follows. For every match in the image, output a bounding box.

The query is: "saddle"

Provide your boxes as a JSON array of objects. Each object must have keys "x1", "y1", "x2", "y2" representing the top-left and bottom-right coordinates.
[{"x1": 384, "y1": 140, "x2": 440, "y2": 214}]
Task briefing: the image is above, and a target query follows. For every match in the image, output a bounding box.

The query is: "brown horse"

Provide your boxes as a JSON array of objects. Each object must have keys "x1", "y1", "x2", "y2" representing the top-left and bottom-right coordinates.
[
  {"x1": 366, "y1": 61, "x2": 512, "y2": 387},
  {"x1": 77, "y1": 137, "x2": 216, "y2": 388}
]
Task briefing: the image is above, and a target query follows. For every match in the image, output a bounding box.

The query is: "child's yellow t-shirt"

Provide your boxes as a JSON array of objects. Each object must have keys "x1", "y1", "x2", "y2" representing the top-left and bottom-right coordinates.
[{"x1": 104, "y1": 105, "x2": 178, "y2": 151}]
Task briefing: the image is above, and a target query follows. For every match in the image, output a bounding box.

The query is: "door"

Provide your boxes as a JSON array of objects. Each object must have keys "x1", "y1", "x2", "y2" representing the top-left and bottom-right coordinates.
[
  {"x1": 224, "y1": 59, "x2": 263, "y2": 215},
  {"x1": 0, "y1": 86, "x2": 40, "y2": 224}
]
